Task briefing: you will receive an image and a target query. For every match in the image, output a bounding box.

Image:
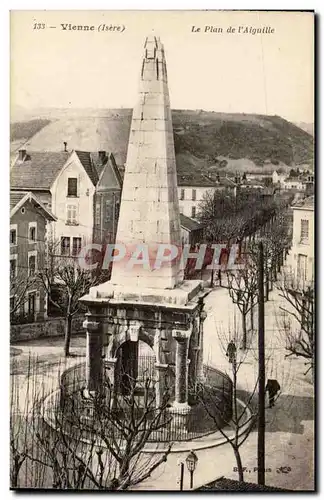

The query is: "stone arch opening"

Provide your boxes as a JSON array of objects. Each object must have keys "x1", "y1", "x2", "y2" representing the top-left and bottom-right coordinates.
[{"x1": 115, "y1": 338, "x2": 156, "y2": 396}]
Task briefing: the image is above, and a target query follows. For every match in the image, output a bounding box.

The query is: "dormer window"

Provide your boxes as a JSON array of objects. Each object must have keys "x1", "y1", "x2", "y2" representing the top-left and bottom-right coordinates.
[{"x1": 67, "y1": 178, "x2": 78, "y2": 197}]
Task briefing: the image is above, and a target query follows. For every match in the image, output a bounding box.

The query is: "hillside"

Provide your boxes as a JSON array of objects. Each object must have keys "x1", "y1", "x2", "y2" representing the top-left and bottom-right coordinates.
[{"x1": 10, "y1": 109, "x2": 314, "y2": 174}]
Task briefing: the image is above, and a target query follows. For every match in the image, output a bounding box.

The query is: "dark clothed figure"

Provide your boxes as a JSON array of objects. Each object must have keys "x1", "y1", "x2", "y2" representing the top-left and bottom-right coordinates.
[
  {"x1": 265, "y1": 379, "x2": 281, "y2": 408},
  {"x1": 226, "y1": 340, "x2": 237, "y2": 364}
]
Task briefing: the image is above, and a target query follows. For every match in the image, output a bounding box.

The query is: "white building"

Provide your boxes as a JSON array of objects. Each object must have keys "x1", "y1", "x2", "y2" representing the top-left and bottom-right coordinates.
[
  {"x1": 50, "y1": 151, "x2": 98, "y2": 253},
  {"x1": 11, "y1": 149, "x2": 100, "y2": 255},
  {"x1": 290, "y1": 196, "x2": 314, "y2": 287},
  {"x1": 282, "y1": 179, "x2": 306, "y2": 191},
  {"x1": 178, "y1": 175, "x2": 236, "y2": 219},
  {"x1": 272, "y1": 170, "x2": 286, "y2": 185}
]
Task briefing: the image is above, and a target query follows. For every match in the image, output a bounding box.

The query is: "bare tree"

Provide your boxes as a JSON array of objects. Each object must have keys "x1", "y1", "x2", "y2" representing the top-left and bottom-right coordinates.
[
  {"x1": 276, "y1": 271, "x2": 315, "y2": 382},
  {"x1": 196, "y1": 319, "x2": 292, "y2": 483},
  {"x1": 37, "y1": 240, "x2": 100, "y2": 356},
  {"x1": 10, "y1": 355, "x2": 172, "y2": 490},
  {"x1": 223, "y1": 251, "x2": 259, "y2": 350},
  {"x1": 10, "y1": 269, "x2": 37, "y2": 320},
  {"x1": 195, "y1": 321, "x2": 257, "y2": 482}
]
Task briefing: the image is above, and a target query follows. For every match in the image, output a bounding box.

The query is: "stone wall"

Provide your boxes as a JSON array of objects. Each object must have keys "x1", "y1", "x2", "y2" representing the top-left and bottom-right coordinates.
[{"x1": 10, "y1": 315, "x2": 84, "y2": 342}]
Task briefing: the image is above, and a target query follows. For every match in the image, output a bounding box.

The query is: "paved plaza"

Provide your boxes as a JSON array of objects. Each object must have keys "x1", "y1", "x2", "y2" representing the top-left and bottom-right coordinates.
[{"x1": 10, "y1": 279, "x2": 314, "y2": 491}]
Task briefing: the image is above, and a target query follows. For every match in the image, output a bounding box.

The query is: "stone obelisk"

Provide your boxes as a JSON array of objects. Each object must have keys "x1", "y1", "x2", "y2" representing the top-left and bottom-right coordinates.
[
  {"x1": 80, "y1": 36, "x2": 208, "y2": 416},
  {"x1": 110, "y1": 35, "x2": 183, "y2": 289}
]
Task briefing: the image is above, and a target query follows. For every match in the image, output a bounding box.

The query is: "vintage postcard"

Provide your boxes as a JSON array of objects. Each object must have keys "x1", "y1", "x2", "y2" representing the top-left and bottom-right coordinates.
[{"x1": 10, "y1": 10, "x2": 314, "y2": 491}]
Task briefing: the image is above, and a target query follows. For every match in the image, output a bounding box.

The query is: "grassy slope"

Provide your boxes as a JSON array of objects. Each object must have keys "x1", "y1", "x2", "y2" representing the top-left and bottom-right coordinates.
[{"x1": 10, "y1": 110, "x2": 314, "y2": 173}]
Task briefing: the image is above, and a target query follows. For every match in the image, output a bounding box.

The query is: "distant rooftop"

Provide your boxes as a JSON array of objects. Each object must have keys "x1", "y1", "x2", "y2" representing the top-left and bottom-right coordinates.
[
  {"x1": 196, "y1": 477, "x2": 294, "y2": 492},
  {"x1": 293, "y1": 195, "x2": 314, "y2": 210},
  {"x1": 180, "y1": 213, "x2": 203, "y2": 232}
]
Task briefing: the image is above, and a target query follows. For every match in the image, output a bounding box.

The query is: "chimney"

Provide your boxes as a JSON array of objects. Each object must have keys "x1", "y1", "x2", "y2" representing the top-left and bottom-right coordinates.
[
  {"x1": 18, "y1": 149, "x2": 26, "y2": 161},
  {"x1": 98, "y1": 150, "x2": 107, "y2": 164},
  {"x1": 63, "y1": 141, "x2": 68, "y2": 152}
]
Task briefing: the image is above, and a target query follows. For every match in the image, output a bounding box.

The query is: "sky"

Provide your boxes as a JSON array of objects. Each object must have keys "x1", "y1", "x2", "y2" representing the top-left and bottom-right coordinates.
[{"x1": 10, "y1": 10, "x2": 314, "y2": 123}]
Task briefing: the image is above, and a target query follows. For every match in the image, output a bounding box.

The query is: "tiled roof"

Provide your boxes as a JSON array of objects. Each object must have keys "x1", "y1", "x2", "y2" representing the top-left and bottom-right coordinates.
[
  {"x1": 10, "y1": 150, "x2": 99, "y2": 190},
  {"x1": 75, "y1": 151, "x2": 98, "y2": 186},
  {"x1": 197, "y1": 477, "x2": 292, "y2": 491},
  {"x1": 293, "y1": 195, "x2": 315, "y2": 209},
  {"x1": 10, "y1": 191, "x2": 27, "y2": 211},
  {"x1": 10, "y1": 191, "x2": 57, "y2": 221},
  {"x1": 93, "y1": 152, "x2": 122, "y2": 190},
  {"x1": 10, "y1": 152, "x2": 70, "y2": 190},
  {"x1": 219, "y1": 177, "x2": 236, "y2": 187},
  {"x1": 180, "y1": 213, "x2": 203, "y2": 232},
  {"x1": 177, "y1": 174, "x2": 217, "y2": 187}
]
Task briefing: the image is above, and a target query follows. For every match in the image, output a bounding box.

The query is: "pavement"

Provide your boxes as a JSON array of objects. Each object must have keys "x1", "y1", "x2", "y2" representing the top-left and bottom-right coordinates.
[{"x1": 10, "y1": 280, "x2": 315, "y2": 491}]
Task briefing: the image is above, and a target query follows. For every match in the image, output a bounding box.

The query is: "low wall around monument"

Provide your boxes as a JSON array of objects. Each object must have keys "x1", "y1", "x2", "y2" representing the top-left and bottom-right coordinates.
[
  {"x1": 10, "y1": 315, "x2": 84, "y2": 342},
  {"x1": 58, "y1": 361, "x2": 234, "y2": 443}
]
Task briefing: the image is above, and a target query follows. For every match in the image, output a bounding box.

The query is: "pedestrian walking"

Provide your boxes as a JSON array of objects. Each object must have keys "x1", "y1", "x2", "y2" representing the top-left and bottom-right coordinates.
[
  {"x1": 265, "y1": 379, "x2": 281, "y2": 408},
  {"x1": 226, "y1": 340, "x2": 236, "y2": 364}
]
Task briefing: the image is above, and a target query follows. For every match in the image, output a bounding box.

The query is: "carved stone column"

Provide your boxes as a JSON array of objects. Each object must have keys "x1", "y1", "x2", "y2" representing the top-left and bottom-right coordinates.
[
  {"x1": 196, "y1": 309, "x2": 208, "y2": 382},
  {"x1": 105, "y1": 357, "x2": 117, "y2": 408},
  {"x1": 83, "y1": 312, "x2": 103, "y2": 396},
  {"x1": 172, "y1": 330, "x2": 191, "y2": 410},
  {"x1": 155, "y1": 362, "x2": 168, "y2": 408}
]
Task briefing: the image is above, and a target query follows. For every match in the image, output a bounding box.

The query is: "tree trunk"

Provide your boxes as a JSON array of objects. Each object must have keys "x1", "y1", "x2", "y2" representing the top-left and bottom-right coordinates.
[
  {"x1": 233, "y1": 446, "x2": 244, "y2": 482},
  {"x1": 269, "y1": 268, "x2": 273, "y2": 291},
  {"x1": 250, "y1": 301, "x2": 254, "y2": 332},
  {"x1": 241, "y1": 313, "x2": 247, "y2": 350},
  {"x1": 273, "y1": 263, "x2": 277, "y2": 281},
  {"x1": 264, "y1": 275, "x2": 269, "y2": 302},
  {"x1": 210, "y1": 269, "x2": 214, "y2": 288},
  {"x1": 64, "y1": 314, "x2": 73, "y2": 357}
]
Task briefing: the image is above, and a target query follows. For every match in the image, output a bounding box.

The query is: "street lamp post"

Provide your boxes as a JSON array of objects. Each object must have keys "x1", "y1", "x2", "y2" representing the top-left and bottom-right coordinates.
[{"x1": 186, "y1": 451, "x2": 198, "y2": 489}]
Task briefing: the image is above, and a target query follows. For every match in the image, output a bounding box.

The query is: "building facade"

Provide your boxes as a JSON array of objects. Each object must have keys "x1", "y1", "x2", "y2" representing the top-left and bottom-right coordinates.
[
  {"x1": 10, "y1": 192, "x2": 57, "y2": 321},
  {"x1": 11, "y1": 148, "x2": 121, "y2": 257},
  {"x1": 290, "y1": 196, "x2": 314, "y2": 287},
  {"x1": 93, "y1": 152, "x2": 122, "y2": 245},
  {"x1": 178, "y1": 176, "x2": 236, "y2": 220}
]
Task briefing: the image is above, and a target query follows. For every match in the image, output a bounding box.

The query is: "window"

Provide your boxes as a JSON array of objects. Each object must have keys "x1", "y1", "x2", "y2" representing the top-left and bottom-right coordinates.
[
  {"x1": 10, "y1": 259, "x2": 16, "y2": 279},
  {"x1": 28, "y1": 255, "x2": 36, "y2": 276},
  {"x1": 67, "y1": 177, "x2": 78, "y2": 197},
  {"x1": 30, "y1": 227, "x2": 36, "y2": 241},
  {"x1": 61, "y1": 237, "x2": 71, "y2": 256},
  {"x1": 180, "y1": 189, "x2": 185, "y2": 201},
  {"x1": 72, "y1": 237, "x2": 82, "y2": 256},
  {"x1": 300, "y1": 219, "x2": 309, "y2": 242},
  {"x1": 10, "y1": 229, "x2": 17, "y2": 245},
  {"x1": 29, "y1": 223, "x2": 37, "y2": 242},
  {"x1": 192, "y1": 189, "x2": 196, "y2": 201},
  {"x1": 10, "y1": 296, "x2": 15, "y2": 312},
  {"x1": 95, "y1": 203, "x2": 101, "y2": 225},
  {"x1": 191, "y1": 206, "x2": 196, "y2": 218},
  {"x1": 179, "y1": 205, "x2": 184, "y2": 214},
  {"x1": 67, "y1": 204, "x2": 78, "y2": 224},
  {"x1": 115, "y1": 201, "x2": 120, "y2": 219},
  {"x1": 105, "y1": 200, "x2": 112, "y2": 222},
  {"x1": 297, "y1": 254, "x2": 307, "y2": 283},
  {"x1": 28, "y1": 293, "x2": 36, "y2": 316}
]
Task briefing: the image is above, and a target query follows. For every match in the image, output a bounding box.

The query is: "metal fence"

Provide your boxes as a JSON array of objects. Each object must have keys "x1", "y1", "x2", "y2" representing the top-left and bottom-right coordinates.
[{"x1": 59, "y1": 361, "x2": 233, "y2": 443}]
